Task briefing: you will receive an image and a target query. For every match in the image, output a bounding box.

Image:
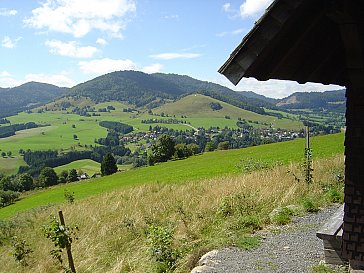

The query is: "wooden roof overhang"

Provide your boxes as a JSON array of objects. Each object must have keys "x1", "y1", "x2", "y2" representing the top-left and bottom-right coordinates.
[
  {"x1": 219, "y1": 0, "x2": 364, "y2": 267},
  {"x1": 219, "y1": 0, "x2": 364, "y2": 88}
]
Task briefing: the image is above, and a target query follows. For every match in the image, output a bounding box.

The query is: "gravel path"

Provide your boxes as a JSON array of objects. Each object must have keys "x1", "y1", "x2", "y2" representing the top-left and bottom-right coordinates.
[{"x1": 193, "y1": 205, "x2": 340, "y2": 273}]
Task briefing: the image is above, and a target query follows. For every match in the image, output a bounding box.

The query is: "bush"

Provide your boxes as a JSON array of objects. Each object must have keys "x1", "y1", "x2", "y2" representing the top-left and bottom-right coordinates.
[
  {"x1": 146, "y1": 225, "x2": 179, "y2": 272},
  {"x1": 64, "y1": 190, "x2": 75, "y2": 204},
  {"x1": 12, "y1": 236, "x2": 33, "y2": 266},
  {"x1": 0, "y1": 190, "x2": 20, "y2": 207},
  {"x1": 0, "y1": 220, "x2": 16, "y2": 246}
]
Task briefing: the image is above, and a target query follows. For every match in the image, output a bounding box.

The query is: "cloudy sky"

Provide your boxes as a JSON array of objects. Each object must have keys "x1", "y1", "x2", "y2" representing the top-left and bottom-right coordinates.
[{"x1": 0, "y1": 0, "x2": 342, "y2": 98}]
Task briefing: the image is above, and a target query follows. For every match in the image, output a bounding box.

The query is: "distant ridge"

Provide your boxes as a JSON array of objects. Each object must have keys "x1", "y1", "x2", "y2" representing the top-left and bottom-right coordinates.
[
  {"x1": 276, "y1": 89, "x2": 346, "y2": 112},
  {"x1": 68, "y1": 71, "x2": 274, "y2": 114},
  {"x1": 0, "y1": 82, "x2": 67, "y2": 118}
]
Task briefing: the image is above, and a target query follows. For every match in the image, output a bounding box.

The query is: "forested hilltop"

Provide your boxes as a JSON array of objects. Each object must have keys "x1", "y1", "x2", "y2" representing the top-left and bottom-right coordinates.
[
  {"x1": 0, "y1": 82, "x2": 67, "y2": 118},
  {"x1": 277, "y1": 89, "x2": 346, "y2": 112},
  {"x1": 68, "y1": 71, "x2": 274, "y2": 113}
]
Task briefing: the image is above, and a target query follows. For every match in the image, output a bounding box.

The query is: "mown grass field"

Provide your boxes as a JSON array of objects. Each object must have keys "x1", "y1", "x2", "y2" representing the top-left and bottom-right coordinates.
[{"x1": 0, "y1": 133, "x2": 344, "y2": 219}]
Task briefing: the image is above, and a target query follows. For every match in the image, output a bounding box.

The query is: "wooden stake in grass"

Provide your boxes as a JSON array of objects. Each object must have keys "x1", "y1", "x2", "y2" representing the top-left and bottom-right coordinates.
[
  {"x1": 58, "y1": 210, "x2": 77, "y2": 273},
  {"x1": 304, "y1": 126, "x2": 313, "y2": 184}
]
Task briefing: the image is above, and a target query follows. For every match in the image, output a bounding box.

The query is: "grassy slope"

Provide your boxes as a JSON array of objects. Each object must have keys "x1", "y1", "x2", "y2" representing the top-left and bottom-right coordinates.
[
  {"x1": 54, "y1": 159, "x2": 101, "y2": 176},
  {"x1": 54, "y1": 159, "x2": 130, "y2": 176},
  {"x1": 0, "y1": 133, "x2": 344, "y2": 219},
  {"x1": 0, "y1": 154, "x2": 345, "y2": 273},
  {"x1": 154, "y1": 94, "x2": 303, "y2": 129},
  {"x1": 0, "y1": 156, "x2": 26, "y2": 175}
]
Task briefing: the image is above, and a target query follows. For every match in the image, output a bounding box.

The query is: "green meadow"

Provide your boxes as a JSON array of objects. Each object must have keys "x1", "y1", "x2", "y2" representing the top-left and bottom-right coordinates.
[
  {"x1": 154, "y1": 94, "x2": 303, "y2": 129},
  {"x1": 0, "y1": 133, "x2": 344, "y2": 219},
  {"x1": 0, "y1": 95, "x2": 306, "y2": 175},
  {"x1": 54, "y1": 159, "x2": 131, "y2": 176}
]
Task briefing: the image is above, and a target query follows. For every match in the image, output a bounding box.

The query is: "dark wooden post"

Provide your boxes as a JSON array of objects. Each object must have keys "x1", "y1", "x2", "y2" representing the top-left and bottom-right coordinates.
[
  {"x1": 338, "y1": 5, "x2": 364, "y2": 270},
  {"x1": 58, "y1": 210, "x2": 77, "y2": 273},
  {"x1": 305, "y1": 126, "x2": 310, "y2": 150}
]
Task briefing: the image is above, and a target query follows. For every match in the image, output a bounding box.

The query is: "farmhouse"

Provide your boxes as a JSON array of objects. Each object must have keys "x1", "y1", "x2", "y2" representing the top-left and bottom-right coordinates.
[{"x1": 219, "y1": 0, "x2": 364, "y2": 271}]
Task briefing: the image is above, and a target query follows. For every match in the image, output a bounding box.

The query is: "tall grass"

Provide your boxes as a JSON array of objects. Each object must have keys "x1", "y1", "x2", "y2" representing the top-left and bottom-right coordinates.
[{"x1": 0, "y1": 155, "x2": 344, "y2": 272}]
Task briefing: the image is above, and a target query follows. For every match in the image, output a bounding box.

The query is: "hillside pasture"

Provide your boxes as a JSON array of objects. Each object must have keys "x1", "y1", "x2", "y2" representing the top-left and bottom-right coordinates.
[
  {"x1": 153, "y1": 94, "x2": 303, "y2": 129},
  {"x1": 2, "y1": 112, "x2": 107, "y2": 155},
  {"x1": 0, "y1": 156, "x2": 26, "y2": 175},
  {"x1": 54, "y1": 159, "x2": 101, "y2": 176},
  {"x1": 0, "y1": 133, "x2": 344, "y2": 219}
]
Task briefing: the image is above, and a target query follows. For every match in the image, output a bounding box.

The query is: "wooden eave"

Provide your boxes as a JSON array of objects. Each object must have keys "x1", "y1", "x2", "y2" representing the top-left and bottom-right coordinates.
[{"x1": 218, "y1": 0, "x2": 352, "y2": 87}]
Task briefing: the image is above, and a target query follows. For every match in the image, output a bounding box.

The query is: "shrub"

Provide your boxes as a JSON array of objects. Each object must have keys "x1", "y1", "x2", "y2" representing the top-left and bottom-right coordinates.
[
  {"x1": 146, "y1": 225, "x2": 179, "y2": 272},
  {"x1": 64, "y1": 190, "x2": 75, "y2": 204},
  {"x1": 42, "y1": 215, "x2": 79, "y2": 270},
  {"x1": 12, "y1": 236, "x2": 33, "y2": 266},
  {"x1": 0, "y1": 220, "x2": 16, "y2": 246},
  {"x1": 0, "y1": 190, "x2": 20, "y2": 207}
]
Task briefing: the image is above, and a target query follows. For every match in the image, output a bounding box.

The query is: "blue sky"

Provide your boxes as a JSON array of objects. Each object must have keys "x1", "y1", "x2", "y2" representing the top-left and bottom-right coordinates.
[{"x1": 0, "y1": 0, "x2": 342, "y2": 98}]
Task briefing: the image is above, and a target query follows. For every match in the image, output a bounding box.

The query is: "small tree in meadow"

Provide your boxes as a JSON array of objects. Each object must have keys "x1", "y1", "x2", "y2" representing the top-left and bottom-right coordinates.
[
  {"x1": 101, "y1": 153, "x2": 117, "y2": 176},
  {"x1": 68, "y1": 169, "x2": 78, "y2": 182}
]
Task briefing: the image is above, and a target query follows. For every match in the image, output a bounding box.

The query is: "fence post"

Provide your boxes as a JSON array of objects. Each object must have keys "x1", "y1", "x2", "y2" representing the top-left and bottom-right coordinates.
[{"x1": 58, "y1": 210, "x2": 76, "y2": 273}]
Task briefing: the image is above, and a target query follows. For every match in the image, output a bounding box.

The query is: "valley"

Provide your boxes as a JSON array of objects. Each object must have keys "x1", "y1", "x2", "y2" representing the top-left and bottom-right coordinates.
[{"x1": 0, "y1": 71, "x2": 346, "y2": 273}]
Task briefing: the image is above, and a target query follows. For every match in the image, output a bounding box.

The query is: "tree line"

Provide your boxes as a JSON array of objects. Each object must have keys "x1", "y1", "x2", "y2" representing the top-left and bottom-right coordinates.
[{"x1": 0, "y1": 122, "x2": 40, "y2": 138}]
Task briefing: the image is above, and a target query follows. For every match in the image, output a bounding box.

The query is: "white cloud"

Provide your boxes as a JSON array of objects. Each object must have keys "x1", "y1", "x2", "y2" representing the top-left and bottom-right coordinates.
[
  {"x1": 24, "y1": 73, "x2": 75, "y2": 87},
  {"x1": 150, "y1": 53, "x2": 201, "y2": 60},
  {"x1": 0, "y1": 8, "x2": 17, "y2": 16},
  {"x1": 240, "y1": 0, "x2": 273, "y2": 17},
  {"x1": 223, "y1": 3, "x2": 231, "y2": 12},
  {"x1": 0, "y1": 73, "x2": 75, "y2": 88},
  {"x1": 96, "y1": 38, "x2": 108, "y2": 45},
  {"x1": 214, "y1": 75, "x2": 344, "y2": 99},
  {"x1": 142, "y1": 64, "x2": 163, "y2": 74},
  {"x1": 79, "y1": 58, "x2": 137, "y2": 75},
  {"x1": 24, "y1": 0, "x2": 136, "y2": 38},
  {"x1": 216, "y1": 28, "x2": 245, "y2": 37},
  {"x1": 164, "y1": 14, "x2": 179, "y2": 20},
  {"x1": 45, "y1": 40, "x2": 98, "y2": 58},
  {"x1": 1, "y1": 36, "x2": 22, "y2": 48},
  {"x1": 0, "y1": 71, "x2": 11, "y2": 77}
]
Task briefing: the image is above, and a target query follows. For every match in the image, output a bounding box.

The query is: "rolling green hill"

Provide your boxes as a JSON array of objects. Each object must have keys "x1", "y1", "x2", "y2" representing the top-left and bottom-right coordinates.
[
  {"x1": 0, "y1": 82, "x2": 67, "y2": 118},
  {"x1": 68, "y1": 71, "x2": 273, "y2": 113},
  {"x1": 0, "y1": 133, "x2": 344, "y2": 219},
  {"x1": 153, "y1": 94, "x2": 303, "y2": 129}
]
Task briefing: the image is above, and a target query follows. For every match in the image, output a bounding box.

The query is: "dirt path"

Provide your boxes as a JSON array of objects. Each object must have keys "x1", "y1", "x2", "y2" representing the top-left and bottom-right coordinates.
[{"x1": 192, "y1": 205, "x2": 340, "y2": 273}]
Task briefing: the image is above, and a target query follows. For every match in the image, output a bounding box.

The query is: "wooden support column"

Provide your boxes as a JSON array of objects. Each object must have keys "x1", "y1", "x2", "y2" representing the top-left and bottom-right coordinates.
[
  {"x1": 343, "y1": 85, "x2": 364, "y2": 271},
  {"x1": 339, "y1": 7, "x2": 364, "y2": 269}
]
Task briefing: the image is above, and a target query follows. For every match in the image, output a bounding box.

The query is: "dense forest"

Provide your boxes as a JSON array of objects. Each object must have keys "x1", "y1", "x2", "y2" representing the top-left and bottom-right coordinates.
[
  {"x1": 0, "y1": 82, "x2": 67, "y2": 118},
  {"x1": 277, "y1": 89, "x2": 346, "y2": 112},
  {"x1": 0, "y1": 122, "x2": 40, "y2": 138}
]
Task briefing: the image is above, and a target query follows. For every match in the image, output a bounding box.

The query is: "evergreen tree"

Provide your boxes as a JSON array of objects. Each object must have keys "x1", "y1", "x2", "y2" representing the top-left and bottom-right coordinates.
[
  {"x1": 101, "y1": 153, "x2": 117, "y2": 176},
  {"x1": 68, "y1": 169, "x2": 78, "y2": 182}
]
